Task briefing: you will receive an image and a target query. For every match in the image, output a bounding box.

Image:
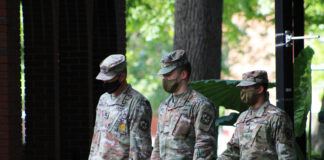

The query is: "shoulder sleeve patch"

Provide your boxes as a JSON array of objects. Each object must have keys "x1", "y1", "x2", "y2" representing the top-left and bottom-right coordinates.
[
  {"x1": 197, "y1": 103, "x2": 216, "y2": 132},
  {"x1": 201, "y1": 112, "x2": 212, "y2": 125},
  {"x1": 138, "y1": 118, "x2": 150, "y2": 132}
]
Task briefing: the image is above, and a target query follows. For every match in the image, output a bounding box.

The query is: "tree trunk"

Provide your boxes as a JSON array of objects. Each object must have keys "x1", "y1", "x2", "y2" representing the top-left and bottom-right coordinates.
[
  {"x1": 173, "y1": 0, "x2": 223, "y2": 155},
  {"x1": 173, "y1": 0, "x2": 223, "y2": 81}
]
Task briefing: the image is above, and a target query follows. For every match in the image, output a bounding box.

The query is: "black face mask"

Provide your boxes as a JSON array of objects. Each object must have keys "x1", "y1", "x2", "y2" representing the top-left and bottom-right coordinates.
[{"x1": 103, "y1": 78, "x2": 122, "y2": 94}]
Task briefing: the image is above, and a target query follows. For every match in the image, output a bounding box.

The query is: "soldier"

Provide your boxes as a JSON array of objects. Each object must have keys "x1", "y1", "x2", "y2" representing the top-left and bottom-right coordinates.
[
  {"x1": 88, "y1": 54, "x2": 152, "y2": 160},
  {"x1": 151, "y1": 50, "x2": 218, "y2": 160},
  {"x1": 217, "y1": 70, "x2": 296, "y2": 160}
]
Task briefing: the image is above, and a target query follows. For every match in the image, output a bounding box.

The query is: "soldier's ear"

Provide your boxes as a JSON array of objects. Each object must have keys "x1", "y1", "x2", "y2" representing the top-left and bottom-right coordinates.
[
  {"x1": 257, "y1": 85, "x2": 264, "y2": 94},
  {"x1": 119, "y1": 73, "x2": 127, "y2": 82},
  {"x1": 181, "y1": 70, "x2": 188, "y2": 80}
]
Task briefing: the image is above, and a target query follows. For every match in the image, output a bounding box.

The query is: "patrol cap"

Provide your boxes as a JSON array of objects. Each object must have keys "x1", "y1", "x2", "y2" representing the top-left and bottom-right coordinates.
[
  {"x1": 96, "y1": 54, "x2": 126, "y2": 81},
  {"x1": 158, "y1": 49, "x2": 189, "y2": 75},
  {"x1": 236, "y1": 70, "x2": 268, "y2": 87}
]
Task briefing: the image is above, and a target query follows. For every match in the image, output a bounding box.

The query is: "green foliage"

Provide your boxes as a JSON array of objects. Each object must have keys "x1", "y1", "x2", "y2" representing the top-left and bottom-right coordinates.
[
  {"x1": 310, "y1": 39, "x2": 324, "y2": 97},
  {"x1": 311, "y1": 150, "x2": 324, "y2": 160},
  {"x1": 215, "y1": 112, "x2": 239, "y2": 126},
  {"x1": 222, "y1": 0, "x2": 324, "y2": 45},
  {"x1": 221, "y1": 0, "x2": 324, "y2": 76},
  {"x1": 305, "y1": 0, "x2": 324, "y2": 31},
  {"x1": 222, "y1": 0, "x2": 269, "y2": 44},
  {"x1": 295, "y1": 143, "x2": 306, "y2": 160},
  {"x1": 293, "y1": 47, "x2": 314, "y2": 137},
  {"x1": 20, "y1": 2, "x2": 25, "y2": 110},
  {"x1": 190, "y1": 79, "x2": 275, "y2": 112},
  {"x1": 190, "y1": 79, "x2": 276, "y2": 125},
  {"x1": 221, "y1": 0, "x2": 274, "y2": 75},
  {"x1": 293, "y1": 47, "x2": 314, "y2": 160},
  {"x1": 191, "y1": 80, "x2": 247, "y2": 112},
  {"x1": 126, "y1": 0, "x2": 175, "y2": 113}
]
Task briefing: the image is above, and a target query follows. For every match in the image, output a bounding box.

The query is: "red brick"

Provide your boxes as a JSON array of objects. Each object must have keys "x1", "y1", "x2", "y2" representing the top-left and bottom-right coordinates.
[
  {"x1": 0, "y1": 102, "x2": 8, "y2": 108},
  {"x1": 0, "y1": 4, "x2": 6, "y2": 9},
  {"x1": 0, "y1": 147, "x2": 8, "y2": 154},
  {"x1": 0, "y1": 41, "x2": 6, "y2": 48},
  {"x1": 0, "y1": 26, "x2": 6, "y2": 32},
  {"x1": 0, "y1": 56, "x2": 7, "y2": 63},
  {"x1": 0, "y1": 2, "x2": 6, "y2": 9},
  {"x1": 0, "y1": 18, "x2": 6, "y2": 25},
  {"x1": 0, "y1": 132, "x2": 8, "y2": 139},
  {"x1": 0, "y1": 110, "x2": 8, "y2": 116},
  {"x1": 0, "y1": 117, "x2": 9, "y2": 125},
  {"x1": 0, "y1": 81, "x2": 8, "y2": 87},
  {"x1": 0, "y1": 124, "x2": 8, "y2": 131},
  {"x1": 0, "y1": 88, "x2": 8, "y2": 95},
  {"x1": 0, "y1": 156, "x2": 9, "y2": 160},
  {"x1": 0, "y1": 0, "x2": 6, "y2": 6},
  {"x1": 0, "y1": 140, "x2": 8, "y2": 146},
  {"x1": 0, "y1": 64, "x2": 7, "y2": 71},
  {"x1": 0, "y1": 95, "x2": 8, "y2": 101},
  {"x1": 0, "y1": 10, "x2": 6, "y2": 17},
  {"x1": 0, "y1": 33, "x2": 6, "y2": 40},
  {"x1": 0, "y1": 72, "x2": 8, "y2": 78}
]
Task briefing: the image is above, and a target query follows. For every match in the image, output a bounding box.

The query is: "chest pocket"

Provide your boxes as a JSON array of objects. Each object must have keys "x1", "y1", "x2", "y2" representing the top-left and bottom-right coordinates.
[
  {"x1": 171, "y1": 110, "x2": 192, "y2": 139},
  {"x1": 104, "y1": 105, "x2": 129, "y2": 134},
  {"x1": 114, "y1": 111, "x2": 129, "y2": 135},
  {"x1": 104, "y1": 111, "x2": 121, "y2": 132},
  {"x1": 251, "y1": 120, "x2": 269, "y2": 148},
  {"x1": 238, "y1": 119, "x2": 268, "y2": 148},
  {"x1": 96, "y1": 107, "x2": 115, "y2": 132}
]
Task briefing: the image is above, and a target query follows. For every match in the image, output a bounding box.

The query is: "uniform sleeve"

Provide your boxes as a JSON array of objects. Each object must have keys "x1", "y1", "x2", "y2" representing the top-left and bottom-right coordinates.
[
  {"x1": 272, "y1": 114, "x2": 296, "y2": 160},
  {"x1": 88, "y1": 96, "x2": 103, "y2": 160},
  {"x1": 193, "y1": 102, "x2": 218, "y2": 160},
  {"x1": 88, "y1": 110, "x2": 99, "y2": 159},
  {"x1": 151, "y1": 126, "x2": 161, "y2": 160},
  {"x1": 217, "y1": 129, "x2": 240, "y2": 160},
  {"x1": 151, "y1": 104, "x2": 164, "y2": 160},
  {"x1": 217, "y1": 112, "x2": 245, "y2": 160},
  {"x1": 129, "y1": 99, "x2": 153, "y2": 160}
]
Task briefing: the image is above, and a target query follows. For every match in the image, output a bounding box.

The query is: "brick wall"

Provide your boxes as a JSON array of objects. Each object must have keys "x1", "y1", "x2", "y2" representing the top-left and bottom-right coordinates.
[{"x1": 0, "y1": 0, "x2": 22, "y2": 160}]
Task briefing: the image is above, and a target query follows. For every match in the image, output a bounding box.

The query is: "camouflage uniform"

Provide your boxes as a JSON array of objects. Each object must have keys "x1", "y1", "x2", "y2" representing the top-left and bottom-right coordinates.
[
  {"x1": 151, "y1": 50, "x2": 218, "y2": 160},
  {"x1": 89, "y1": 54, "x2": 152, "y2": 160},
  {"x1": 218, "y1": 70, "x2": 296, "y2": 160}
]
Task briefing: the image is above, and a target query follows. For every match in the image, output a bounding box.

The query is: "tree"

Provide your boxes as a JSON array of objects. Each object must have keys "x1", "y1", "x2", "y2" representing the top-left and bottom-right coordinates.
[{"x1": 173, "y1": 0, "x2": 223, "y2": 81}]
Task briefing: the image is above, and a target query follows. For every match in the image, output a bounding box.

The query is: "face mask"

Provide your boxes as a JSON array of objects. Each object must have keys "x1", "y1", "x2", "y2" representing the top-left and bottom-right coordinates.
[
  {"x1": 103, "y1": 77, "x2": 121, "y2": 94},
  {"x1": 240, "y1": 89, "x2": 258, "y2": 105},
  {"x1": 162, "y1": 76, "x2": 181, "y2": 93}
]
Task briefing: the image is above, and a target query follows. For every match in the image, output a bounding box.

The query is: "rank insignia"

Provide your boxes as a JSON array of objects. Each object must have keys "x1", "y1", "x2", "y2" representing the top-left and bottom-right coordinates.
[{"x1": 119, "y1": 123, "x2": 126, "y2": 132}]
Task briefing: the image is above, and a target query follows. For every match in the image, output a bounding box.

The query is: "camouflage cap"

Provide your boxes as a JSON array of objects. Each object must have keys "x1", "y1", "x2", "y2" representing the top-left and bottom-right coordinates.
[
  {"x1": 158, "y1": 49, "x2": 189, "y2": 75},
  {"x1": 236, "y1": 70, "x2": 268, "y2": 87},
  {"x1": 96, "y1": 54, "x2": 126, "y2": 81}
]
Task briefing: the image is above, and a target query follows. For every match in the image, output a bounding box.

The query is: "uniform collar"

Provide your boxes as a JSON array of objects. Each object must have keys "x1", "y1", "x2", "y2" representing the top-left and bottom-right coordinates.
[
  {"x1": 110, "y1": 84, "x2": 131, "y2": 102},
  {"x1": 249, "y1": 101, "x2": 269, "y2": 118},
  {"x1": 167, "y1": 87, "x2": 192, "y2": 110}
]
